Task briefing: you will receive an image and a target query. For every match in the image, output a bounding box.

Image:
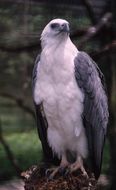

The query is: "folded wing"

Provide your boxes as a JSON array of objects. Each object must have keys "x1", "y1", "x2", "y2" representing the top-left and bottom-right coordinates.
[
  {"x1": 32, "y1": 54, "x2": 59, "y2": 164},
  {"x1": 74, "y1": 52, "x2": 109, "y2": 179}
]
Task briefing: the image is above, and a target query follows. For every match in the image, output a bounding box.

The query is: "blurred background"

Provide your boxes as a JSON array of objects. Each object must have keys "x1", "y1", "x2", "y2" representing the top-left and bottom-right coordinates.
[{"x1": 0, "y1": 0, "x2": 115, "y2": 189}]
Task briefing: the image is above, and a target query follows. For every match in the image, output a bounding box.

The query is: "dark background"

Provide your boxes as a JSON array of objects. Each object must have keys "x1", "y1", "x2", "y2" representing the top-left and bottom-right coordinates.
[{"x1": 0, "y1": 0, "x2": 115, "y2": 189}]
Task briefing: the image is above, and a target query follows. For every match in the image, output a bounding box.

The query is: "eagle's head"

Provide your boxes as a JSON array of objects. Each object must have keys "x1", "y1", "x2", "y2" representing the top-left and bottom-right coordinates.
[{"x1": 41, "y1": 19, "x2": 70, "y2": 48}]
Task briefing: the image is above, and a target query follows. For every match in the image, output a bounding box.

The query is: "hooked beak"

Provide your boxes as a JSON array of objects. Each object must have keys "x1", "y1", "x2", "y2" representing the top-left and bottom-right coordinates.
[{"x1": 59, "y1": 23, "x2": 70, "y2": 33}]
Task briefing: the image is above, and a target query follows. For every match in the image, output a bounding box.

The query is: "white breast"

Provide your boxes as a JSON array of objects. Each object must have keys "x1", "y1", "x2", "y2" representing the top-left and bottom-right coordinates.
[{"x1": 34, "y1": 38, "x2": 88, "y2": 159}]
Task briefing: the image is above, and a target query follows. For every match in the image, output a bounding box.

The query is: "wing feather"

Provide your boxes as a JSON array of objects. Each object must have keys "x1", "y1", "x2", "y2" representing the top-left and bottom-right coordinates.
[
  {"x1": 74, "y1": 52, "x2": 109, "y2": 179},
  {"x1": 32, "y1": 54, "x2": 59, "y2": 164}
]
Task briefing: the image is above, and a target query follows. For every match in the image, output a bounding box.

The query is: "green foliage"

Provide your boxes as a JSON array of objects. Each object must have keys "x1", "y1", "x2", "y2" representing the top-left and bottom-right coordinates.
[
  {"x1": 0, "y1": 97, "x2": 34, "y2": 133},
  {"x1": 0, "y1": 131, "x2": 42, "y2": 181},
  {"x1": 102, "y1": 140, "x2": 110, "y2": 173}
]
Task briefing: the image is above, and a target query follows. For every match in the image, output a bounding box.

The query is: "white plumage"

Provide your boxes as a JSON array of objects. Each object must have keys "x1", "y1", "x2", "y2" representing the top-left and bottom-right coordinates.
[{"x1": 34, "y1": 19, "x2": 88, "y2": 160}]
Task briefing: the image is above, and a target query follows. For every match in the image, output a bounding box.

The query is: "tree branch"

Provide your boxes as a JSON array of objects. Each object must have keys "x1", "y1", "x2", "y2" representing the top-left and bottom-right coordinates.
[
  {"x1": 81, "y1": 0, "x2": 97, "y2": 24},
  {"x1": 22, "y1": 165, "x2": 97, "y2": 190},
  {"x1": 71, "y1": 29, "x2": 87, "y2": 38},
  {"x1": 0, "y1": 119, "x2": 22, "y2": 176},
  {"x1": 90, "y1": 40, "x2": 116, "y2": 60},
  {"x1": 78, "y1": 12, "x2": 112, "y2": 48},
  {"x1": 0, "y1": 93, "x2": 35, "y2": 119},
  {"x1": 0, "y1": 29, "x2": 86, "y2": 53},
  {"x1": 0, "y1": 13, "x2": 112, "y2": 53},
  {"x1": 0, "y1": 42, "x2": 41, "y2": 53}
]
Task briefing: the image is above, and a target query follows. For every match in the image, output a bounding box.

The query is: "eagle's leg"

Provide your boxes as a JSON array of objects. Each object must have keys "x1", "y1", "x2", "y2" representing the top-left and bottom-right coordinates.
[
  {"x1": 46, "y1": 153, "x2": 69, "y2": 179},
  {"x1": 69, "y1": 156, "x2": 88, "y2": 177}
]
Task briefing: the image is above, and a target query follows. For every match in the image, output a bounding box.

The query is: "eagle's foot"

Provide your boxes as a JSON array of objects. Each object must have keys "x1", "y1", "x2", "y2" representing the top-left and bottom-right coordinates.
[
  {"x1": 70, "y1": 162, "x2": 88, "y2": 177},
  {"x1": 69, "y1": 157, "x2": 88, "y2": 178},
  {"x1": 46, "y1": 154, "x2": 69, "y2": 180},
  {"x1": 46, "y1": 166, "x2": 68, "y2": 180}
]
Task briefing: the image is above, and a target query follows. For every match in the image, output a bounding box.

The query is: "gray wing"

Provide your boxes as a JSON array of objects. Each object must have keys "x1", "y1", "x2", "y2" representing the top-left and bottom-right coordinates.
[
  {"x1": 32, "y1": 54, "x2": 40, "y2": 94},
  {"x1": 32, "y1": 54, "x2": 59, "y2": 164},
  {"x1": 74, "y1": 52, "x2": 109, "y2": 179}
]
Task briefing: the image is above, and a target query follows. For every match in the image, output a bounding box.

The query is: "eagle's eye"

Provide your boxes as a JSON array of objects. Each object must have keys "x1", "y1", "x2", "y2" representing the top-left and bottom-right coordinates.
[{"x1": 50, "y1": 23, "x2": 59, "y2": 29}]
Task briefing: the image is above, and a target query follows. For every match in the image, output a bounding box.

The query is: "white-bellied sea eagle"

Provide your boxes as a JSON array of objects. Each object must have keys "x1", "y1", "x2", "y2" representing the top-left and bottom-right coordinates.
[{"x1": 32, "y1": 19, "x2": 109, "y2": 180}]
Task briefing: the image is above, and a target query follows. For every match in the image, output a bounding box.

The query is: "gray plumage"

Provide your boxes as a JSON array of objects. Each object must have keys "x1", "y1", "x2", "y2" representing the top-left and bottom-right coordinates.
[{"x1": 74, "y1": 52, "x2": 109, "y2": 178}]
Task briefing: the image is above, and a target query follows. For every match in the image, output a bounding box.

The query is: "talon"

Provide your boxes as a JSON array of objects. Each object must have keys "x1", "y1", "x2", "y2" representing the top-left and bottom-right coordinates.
[
  {"x1": 45, "y1": 168, "x2": 54, "y2": 178},
  {"x1": 48, "y1": 174, "x2": 54, "y2": 181},
  {"x1": 82, "y1": 170, "x2": 88, "y2": 178},
  {"x1": 69, "y1": 156, "x2": 88, "y2": 178},
  {"x1": 45, "y1": 154, "x2": 70, "y2": 179},
  {"x1": 64, "y1": 167, "x2": 70, "y2": 176},
  {"x1": 45, "y1": 167, "x2": 59, "y2": 179},
  {"x1": 58, "y1": 166, "x2": 67, "y2": 176}
]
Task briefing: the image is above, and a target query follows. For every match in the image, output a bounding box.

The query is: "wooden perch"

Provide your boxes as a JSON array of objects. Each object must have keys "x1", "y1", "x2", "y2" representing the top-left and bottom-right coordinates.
[{"x1": 22, "y1": 165, "x2": 98, "y2": 190}]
